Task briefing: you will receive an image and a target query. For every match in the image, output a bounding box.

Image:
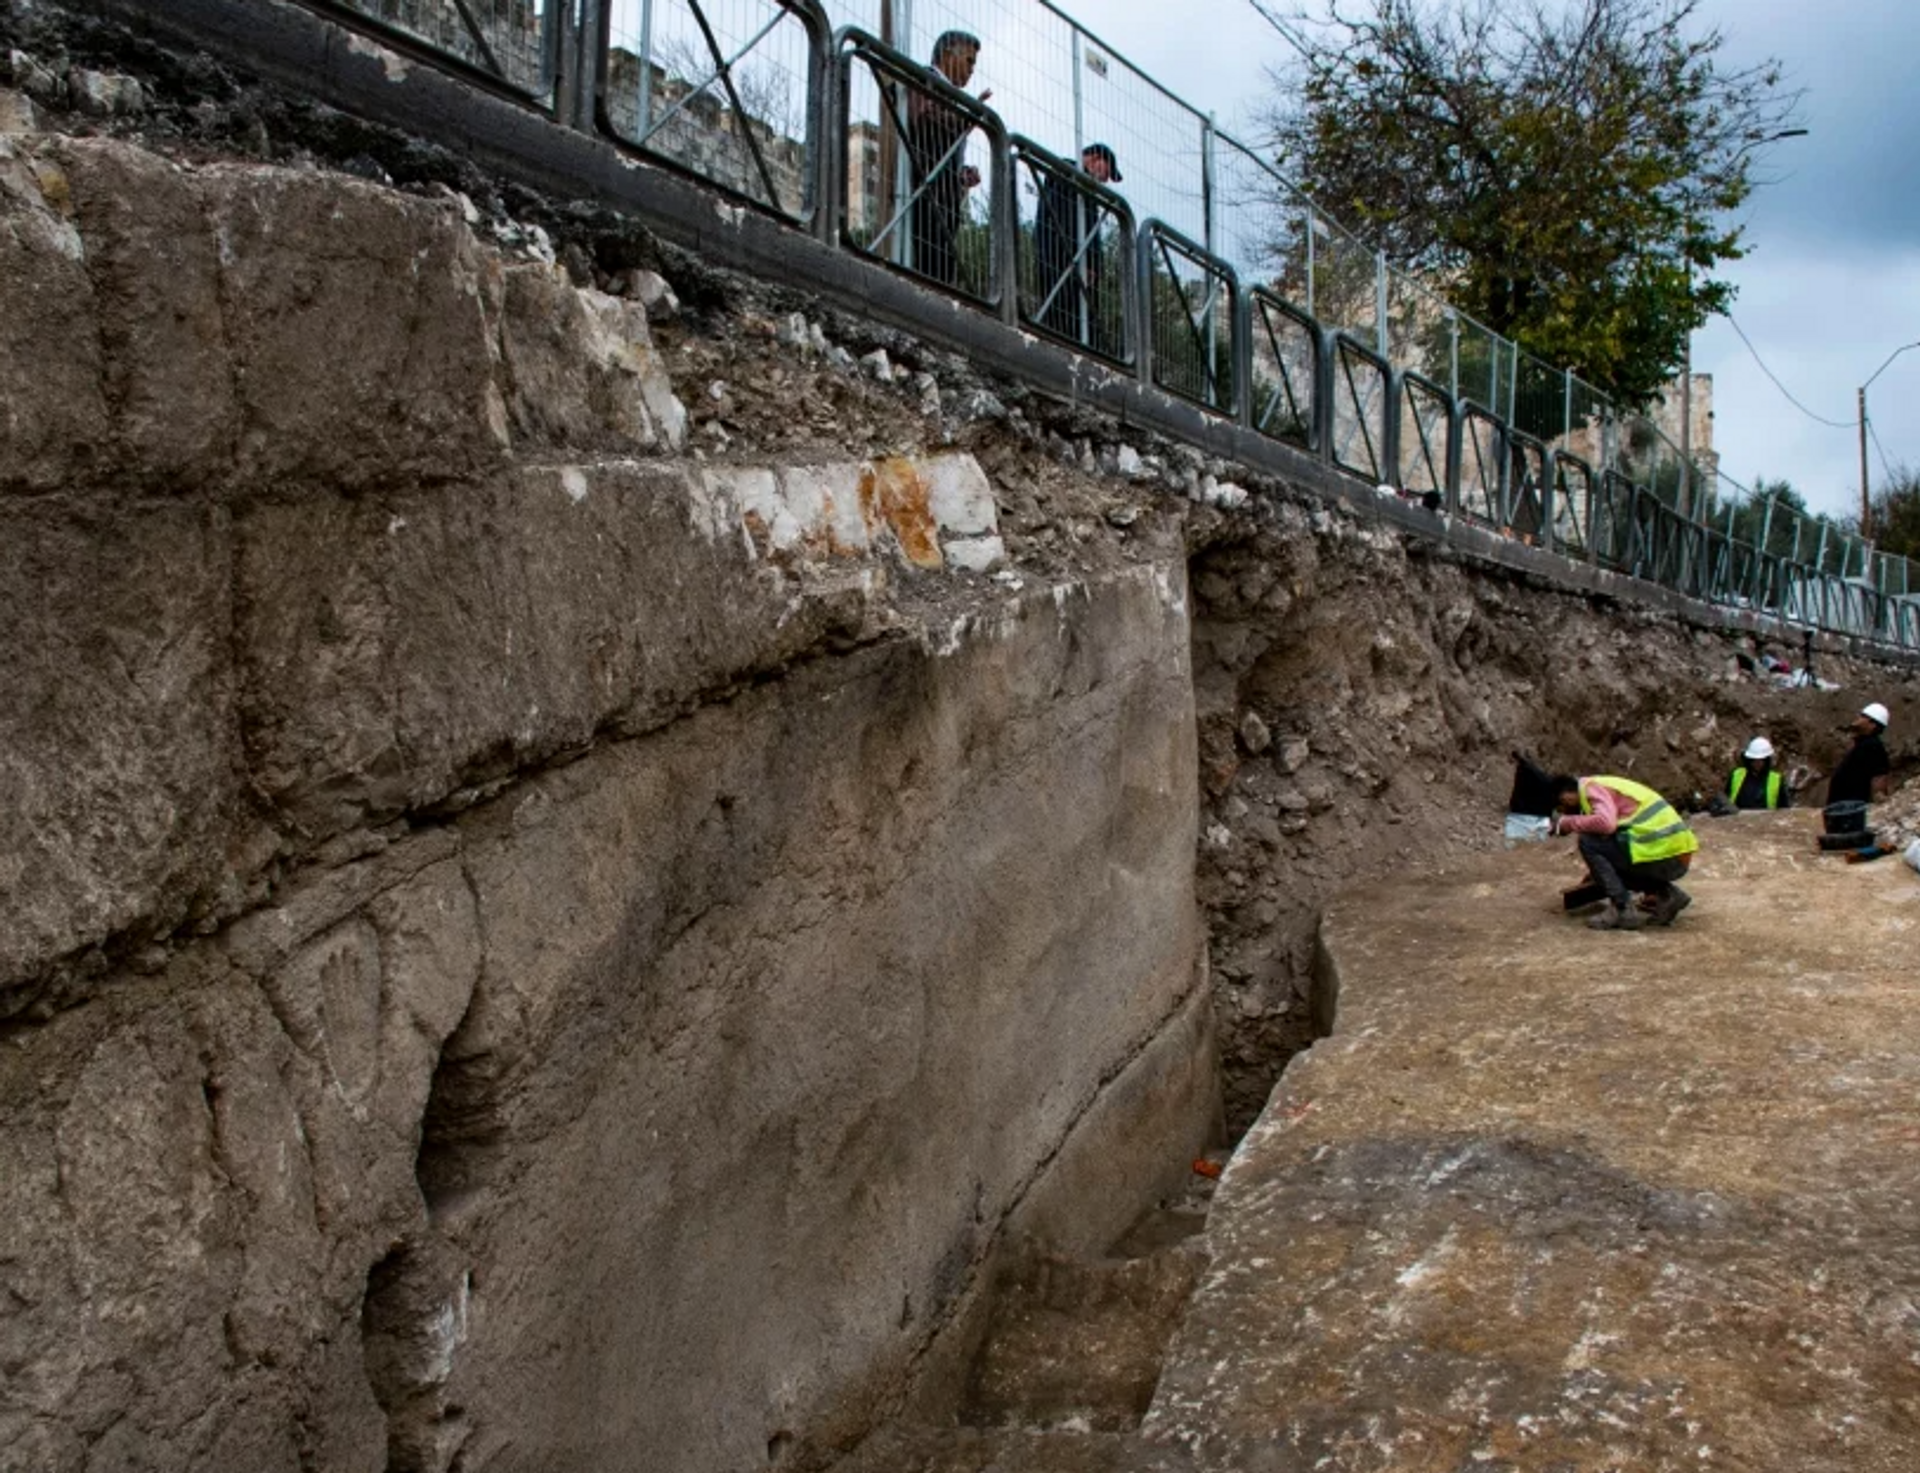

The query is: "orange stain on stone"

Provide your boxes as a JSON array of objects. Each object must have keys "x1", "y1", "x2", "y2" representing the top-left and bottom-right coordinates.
[{"x1": 861, "y1": 457, "x2": 943, "y2": 569}]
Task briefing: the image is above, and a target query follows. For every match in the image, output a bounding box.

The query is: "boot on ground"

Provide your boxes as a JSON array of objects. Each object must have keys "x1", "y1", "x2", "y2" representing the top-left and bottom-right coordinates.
[
  {"x1": 1649, "y1": 886, "x2": 1693, "y2": 926},
  {"x1": 1588, "y1": 903, "x2": 1644, "y2": 931}
]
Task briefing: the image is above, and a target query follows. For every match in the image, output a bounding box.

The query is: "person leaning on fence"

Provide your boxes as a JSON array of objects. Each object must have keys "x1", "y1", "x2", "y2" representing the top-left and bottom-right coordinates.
[
  {"x1": 1033, "y1": 142, "x2": 1122, "y2": 351},
  {"x1": 1550, "y1": 774, "x2": 1699, "y2": 931},
  {"x1": 906, "y1": 31, "x2": 988, "y2": 288},
  {"x1": 1727, "y1": 736, "x2": 1790, "y2": 810}
]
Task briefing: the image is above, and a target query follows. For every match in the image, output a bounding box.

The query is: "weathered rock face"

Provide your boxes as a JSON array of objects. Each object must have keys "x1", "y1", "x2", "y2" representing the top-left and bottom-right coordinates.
[{"x1": 1, "y1": 119, "x2": 1214, "y2": 1473}]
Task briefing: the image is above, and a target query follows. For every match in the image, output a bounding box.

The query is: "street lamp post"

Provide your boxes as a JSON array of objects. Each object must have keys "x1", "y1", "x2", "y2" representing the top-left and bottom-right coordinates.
[{"x1": 1859, "y1": 341, "x2": 1920, "y2": 538}]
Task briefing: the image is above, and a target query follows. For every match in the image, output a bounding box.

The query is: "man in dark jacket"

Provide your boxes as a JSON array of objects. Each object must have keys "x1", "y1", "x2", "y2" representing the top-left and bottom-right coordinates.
[
  {"x1": 1033, "y1": 142, "x2": 1121, "y2": 350},
  {"x1": 1827, "y1": 702, "x2": 1892, "y2": 807},
  {"x1": 906, "y1": 31, "x2": 986, "y2": 287}
]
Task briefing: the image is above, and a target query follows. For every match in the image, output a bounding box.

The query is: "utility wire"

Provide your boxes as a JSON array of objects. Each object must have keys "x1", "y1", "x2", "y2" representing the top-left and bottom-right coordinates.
[
  {"x1": 1867, "y1": 416, "x2": 1900, "y2": 484},
  {"x1": 1244, "y1": 0, "x2": 1317, "y2": 62},
  {"x1": 1725, "y1": 313, "x2": 1856, "y2": 429}
]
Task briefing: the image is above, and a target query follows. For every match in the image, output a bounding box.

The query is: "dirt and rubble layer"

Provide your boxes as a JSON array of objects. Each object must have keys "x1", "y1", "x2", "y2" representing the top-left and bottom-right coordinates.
[{"x1": 1147, "y1": 814, "x2": 1920, "y2": 1473}]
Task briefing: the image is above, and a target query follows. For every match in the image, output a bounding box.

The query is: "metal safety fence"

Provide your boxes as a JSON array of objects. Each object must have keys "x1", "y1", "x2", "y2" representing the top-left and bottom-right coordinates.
[
  {"x1": 217, "y1": 0, "x2": 1920, "y2": 652},
  {"x1": 331, "y1": 0, "x2": 563, "y2": 99}
]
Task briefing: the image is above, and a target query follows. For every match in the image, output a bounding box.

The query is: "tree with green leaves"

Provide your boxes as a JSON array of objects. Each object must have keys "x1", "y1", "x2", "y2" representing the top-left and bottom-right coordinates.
[
  {"x1": 1258, "y1": 0, "x2": 1798, "y2": 405},
  {"x1": 1857, "y1": 466, "x2": 1920, "y2": 562}
]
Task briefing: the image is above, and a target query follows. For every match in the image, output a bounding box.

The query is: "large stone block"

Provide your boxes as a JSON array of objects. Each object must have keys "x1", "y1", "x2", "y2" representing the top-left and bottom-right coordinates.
[
  {"x1": 54, "y1": 138, "x2": 239, "y2": 488},
  {"x1": 498, "y1": 263, "x2": 687, "y2": 452},
  {"x1": 0, "y1": 962, "x2": 383, "y2": 1473},
  {"x1": 0, "y1": 136, "x2": 105, "y2": 494},
  {"x1": 234, "y1": 462, "x2": 869, "y2": 841},
  {"x1": 0, "y1": 499, "x2": 263, "y2": 1000},
  {"x1": 0, "y1": 845, "x2": 483, "y2": 1472},
  {"x1": 201, "y1": 164, "x2": 508, "y2": 492},
  {"x1": 394, "y1": 562, "x2": 1202, "y2": 1473},
  {"x1": 700, "y1": 453, "x2": 1004, "y2": 571}
]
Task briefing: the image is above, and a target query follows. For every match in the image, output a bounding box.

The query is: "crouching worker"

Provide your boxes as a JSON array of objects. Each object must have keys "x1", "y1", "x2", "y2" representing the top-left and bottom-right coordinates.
[{"x1": 1550, "y1": 774, "x2": 1699, "y2": 930}]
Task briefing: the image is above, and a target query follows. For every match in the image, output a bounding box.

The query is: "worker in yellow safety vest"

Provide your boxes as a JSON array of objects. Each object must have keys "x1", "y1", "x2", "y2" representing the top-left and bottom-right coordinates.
[
  {"x1": 1549, "y1": 774, "x2": 1700, "y2": 931},
  {"x1": 1726, "y1": 736, "x2": 1789, "y2": 810}
]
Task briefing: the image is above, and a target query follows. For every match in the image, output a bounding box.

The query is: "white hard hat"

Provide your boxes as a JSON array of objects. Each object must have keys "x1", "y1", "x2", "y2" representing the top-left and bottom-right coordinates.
[
  {"x1": 1862, "y1": 702, "x2": 1891, "y2": 728},
  {"x1": 1743, "y1": 736, "x2": 1775, "y2": 760}
]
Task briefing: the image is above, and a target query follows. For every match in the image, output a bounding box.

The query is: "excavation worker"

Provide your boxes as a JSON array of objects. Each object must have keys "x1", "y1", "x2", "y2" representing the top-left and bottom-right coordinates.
[
  {"x1": 1550, "y1": 774, "x2": 1699, "y2": 931},
  {"x1": 1827, "y1": 702, "x2": 1892, "y2": 807},
  {"x1": 1727, "y1": 736, "x2": 1789, "y2": 810}
]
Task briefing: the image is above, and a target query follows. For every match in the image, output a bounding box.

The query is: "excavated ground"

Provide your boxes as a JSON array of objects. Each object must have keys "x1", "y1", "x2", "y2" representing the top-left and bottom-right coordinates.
[
  {"x1": 1150, "y1": 810, "x2": 1920, "y2": 1471},
  {"x1": 850, "y1": 808, "x2": 1920, "y2": 1471}
]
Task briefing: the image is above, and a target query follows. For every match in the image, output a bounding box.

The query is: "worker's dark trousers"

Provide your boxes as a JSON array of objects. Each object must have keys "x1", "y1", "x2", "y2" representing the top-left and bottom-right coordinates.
[{"x1": 1578, "y1": 834, "x2": 1688, "y2": 908}]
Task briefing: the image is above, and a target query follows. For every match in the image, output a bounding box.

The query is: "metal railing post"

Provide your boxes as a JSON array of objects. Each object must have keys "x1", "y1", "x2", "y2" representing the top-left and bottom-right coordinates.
[
  {"x1": 1304, "y1": 208, "x2": 1316, "y2": 321},
  {"x1": 635, "y1": 0, "x2": 656, "y2": 136},
  {"x1": 1234, "y1": 289, "x2": 1255, "y2": 431},
  {"x1": 1375, "y1": 251, "x2": 1389, "y2": 360},
  {"x1": 1070, "y1": 24, "x2": 1085, "y2": 158}
]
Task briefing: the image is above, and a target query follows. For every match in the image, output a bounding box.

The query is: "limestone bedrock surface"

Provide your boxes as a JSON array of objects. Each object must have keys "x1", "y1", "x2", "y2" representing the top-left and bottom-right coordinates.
[{"x1": 1149, "y1": 811, "x2": 1920, "y2": 1472}]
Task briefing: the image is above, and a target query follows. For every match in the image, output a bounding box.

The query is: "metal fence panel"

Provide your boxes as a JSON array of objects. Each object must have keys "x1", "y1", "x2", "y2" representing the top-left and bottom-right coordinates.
[
  {"x1": 1511, "y1": 349, "x2": 1564, "y2": 446},
  {"x1": 1329, "y1": 335, "x2": 1388, "y2": 483},
  {"x1": 1552, "y1": 454, "x2": 1594, "y2": 557},
  {"x1": 1508, "y1": 431, "x2": 1548, "y2": 542},
  {"x1": 1591, "y1": 472, "x2": 1633, "y2": 570},
  {"x1": 1458, "y1": 407, "x2": 1505, "y2": 529},
  {"x1": 603, "y1": 0, "x2": 824, "y2": 219},
  {"x1": 1214, "y1": 135, "x2": 1309, "y2": 322},
  {"x1": 1308, "y1": 209, "x2": 1378, "y2": 347},
  {"x1": 329, "y1": 0, "x2": 560, "y2": 98},
  {"x1": 1248, "y1": 289, "x2": 1318, "y2": 450},
  {"x1": 1397, "y1": 374, "x2": 1452, "y2": 500},
  {"x1": 837, "y1": 29, "x2": 1005, "y2": 301},
  {"x1": 1383, "y1": 265, "x2": 1453, "y2": 389},
  {"x1": 1141, "y1": 222, "x2": 1237, "y2": 414}
]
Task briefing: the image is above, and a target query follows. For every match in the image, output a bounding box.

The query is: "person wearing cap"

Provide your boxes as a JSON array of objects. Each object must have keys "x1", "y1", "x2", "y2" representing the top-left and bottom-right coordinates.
[
  {"x1": 1549, "y1": 773, "x2": 1699, "y2": 930},
  {"x1": 1826, "y1": 702, "x2": 1892, "y2": 807},
  {"x1": 1033, "y1": 142, "x2": 1122, "y2": 351},
  {"x1": 1726, "y1": 736, "x2": 1790, "y2": 810}
]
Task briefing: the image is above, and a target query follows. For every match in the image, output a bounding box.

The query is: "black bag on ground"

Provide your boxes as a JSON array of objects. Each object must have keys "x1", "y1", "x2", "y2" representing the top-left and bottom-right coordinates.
[{"x1": 1509, "y1": 752, "x2": 1561, "y2": 818}]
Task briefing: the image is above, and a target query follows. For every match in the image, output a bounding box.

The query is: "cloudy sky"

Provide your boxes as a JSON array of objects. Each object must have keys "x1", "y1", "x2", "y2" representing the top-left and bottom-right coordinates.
[{"x1": 954, "y1": 0, "x2": 1916, "y2": 522}]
